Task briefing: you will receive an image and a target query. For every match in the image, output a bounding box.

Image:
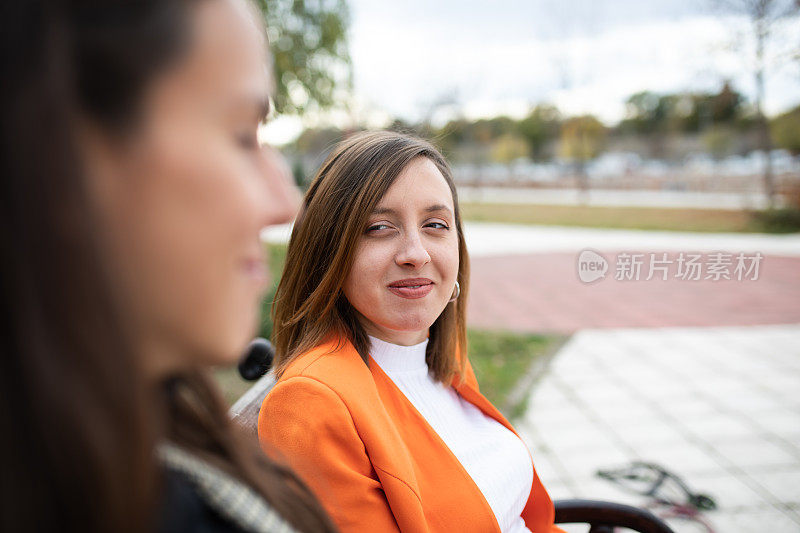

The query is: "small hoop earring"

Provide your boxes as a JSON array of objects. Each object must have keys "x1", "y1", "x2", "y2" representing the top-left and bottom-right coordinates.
[{"x1": 448, "y1": 281, "x2": 460, "y2": 303}]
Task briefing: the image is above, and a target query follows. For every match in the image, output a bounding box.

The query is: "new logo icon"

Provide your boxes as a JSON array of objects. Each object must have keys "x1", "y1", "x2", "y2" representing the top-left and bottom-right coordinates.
[{"x1": 577, "y1": 249, "x2": 608, "y2": 283}]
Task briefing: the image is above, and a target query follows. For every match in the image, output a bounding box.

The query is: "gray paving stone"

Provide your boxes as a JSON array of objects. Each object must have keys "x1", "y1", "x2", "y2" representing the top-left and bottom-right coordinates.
[
  {"x1": 679, "y1": 472, "x2": 769, "y2": 511},
  {"x1": 522, "y1": 325, "x2": 800, "y2": 532},
  {"x1": 635, "y1": 441, "x2": 726, "y2": 475},
  {"x1": 705, "y1": 507, "x2": 800, "y2": 532},
  {"x1": 712, "y1": 438, "x2": 798, "y2": 471},
  {"x1": 678, "y1": 413, "x2": 759, "y2": 442},
  {"x1": 746, "y1": 468, "x2": 800, "y2": 505},
  {"x1": 748, "y1": 410, "x2": 800, "y2": 438}
]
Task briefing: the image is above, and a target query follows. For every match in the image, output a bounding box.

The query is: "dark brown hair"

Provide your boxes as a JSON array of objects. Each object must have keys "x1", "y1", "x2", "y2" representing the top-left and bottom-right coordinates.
[
  {"x1": 0, "y1": 1, "x2": 334, "y2": 531},
  {"x1": 272, "y1": 130, "x2": 470, "y2": 383}
]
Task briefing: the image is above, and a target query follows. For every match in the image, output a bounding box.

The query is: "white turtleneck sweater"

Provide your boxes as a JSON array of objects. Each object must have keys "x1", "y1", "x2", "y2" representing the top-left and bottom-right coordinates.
[{"x1": 368, "y1": 335, "x2": 533, "y2": 533}]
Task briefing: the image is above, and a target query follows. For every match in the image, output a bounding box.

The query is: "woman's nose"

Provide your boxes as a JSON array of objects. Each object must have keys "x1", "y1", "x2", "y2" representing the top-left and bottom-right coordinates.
[
  {"x1": 257, "y1": 145, "x2": 302, "y2": 227},
  {"x1": 395, "y1": 230, "x2": 431, "y2": 269}
]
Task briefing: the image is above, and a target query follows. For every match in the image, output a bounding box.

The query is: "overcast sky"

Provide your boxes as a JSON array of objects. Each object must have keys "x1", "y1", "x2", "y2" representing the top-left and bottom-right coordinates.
[{"x1": 262, "y1": 0, "x2": 800, "y2": 144}]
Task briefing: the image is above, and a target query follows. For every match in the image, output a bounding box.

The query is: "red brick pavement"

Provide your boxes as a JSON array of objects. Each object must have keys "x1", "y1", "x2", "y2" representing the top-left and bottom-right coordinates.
[{"x1": 466, "y1": 252, "x2": 800, "y2": 333}]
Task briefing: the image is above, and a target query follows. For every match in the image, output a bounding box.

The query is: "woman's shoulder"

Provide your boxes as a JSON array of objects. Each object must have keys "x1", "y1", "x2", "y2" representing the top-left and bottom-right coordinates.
[
  {"x1": 260, "y1": 337, "x2": 385, "y2": 452},
  {"x1": 263, "y1": 336, "x2": 386, "y2": 429},
  {"x1": 277, "y1": 335, "x2": 373, "y2": 392}
]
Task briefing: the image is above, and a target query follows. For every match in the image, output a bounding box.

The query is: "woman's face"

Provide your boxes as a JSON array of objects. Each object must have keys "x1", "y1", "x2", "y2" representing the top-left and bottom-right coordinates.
[
  {"x1": 342, "y1": 157, "x2": 460, "y2": 346},
  {"x1": 84, "y1": 0, "x2": 298, "y2": 376}
]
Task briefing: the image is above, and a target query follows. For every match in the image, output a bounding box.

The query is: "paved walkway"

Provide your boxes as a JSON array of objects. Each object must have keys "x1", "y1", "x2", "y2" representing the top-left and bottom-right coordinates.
[
  {"x1": 464, "y1": 222, "x2": 800, "y2": 334},
  {"x1": 463, "y1": 222, "x2": 800, "y2": 258},
  {"x1": 457, "y1": 187, "x2": 780, "y2": 210},
  {"x1": 518, "y1": 325, "x2": 800, "y2": 532}
]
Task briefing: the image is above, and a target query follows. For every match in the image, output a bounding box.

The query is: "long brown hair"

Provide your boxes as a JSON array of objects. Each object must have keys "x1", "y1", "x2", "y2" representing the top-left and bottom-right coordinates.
[
  {"x1": 272, "y1": 131, "x2": 470, "y2": 383},
  {"x1": 0, "y1": 1, "x2": 334, "y2": 531}
]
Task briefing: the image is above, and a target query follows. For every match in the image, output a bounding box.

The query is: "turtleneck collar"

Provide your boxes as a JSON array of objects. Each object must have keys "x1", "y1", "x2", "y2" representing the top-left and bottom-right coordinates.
[{"x1": 368, "y1": 335, "x2": 429, "y2": 374}]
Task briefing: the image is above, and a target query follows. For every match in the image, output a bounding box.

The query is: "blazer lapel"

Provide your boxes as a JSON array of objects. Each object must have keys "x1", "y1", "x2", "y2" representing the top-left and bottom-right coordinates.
[
  {"x1": 369, "y1": 357, "x2": 502, "y2": 533},
  {"x1": 327, "y1": 341, "x2": 431, "y2": 532}
]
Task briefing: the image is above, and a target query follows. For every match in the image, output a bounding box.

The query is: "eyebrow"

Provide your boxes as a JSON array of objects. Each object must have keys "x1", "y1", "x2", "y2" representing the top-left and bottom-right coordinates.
[{"x1": 372, "y1": 204, "x2": 453, "y2": 217}]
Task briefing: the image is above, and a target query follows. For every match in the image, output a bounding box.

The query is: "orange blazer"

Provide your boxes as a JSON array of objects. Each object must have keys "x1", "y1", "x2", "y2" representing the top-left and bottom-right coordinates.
[{"x1": 258, "y1": 337, "x2": 565, "y2": 533}]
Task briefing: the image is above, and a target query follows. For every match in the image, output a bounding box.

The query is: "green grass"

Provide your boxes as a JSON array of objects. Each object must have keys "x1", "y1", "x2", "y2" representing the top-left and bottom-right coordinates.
[
  {"x1": 214, "y1": 366, "x2": 253, "y2": 406},
  {"x1": 258, "y1": 243, "x2": 289, "y2": 340},
  {"x1": 466, "y1": 329, "x2": 566, "y2": 418},
  {"x1": 751, "y1": 207, "x2": 800, "y2": 233},
  {"x1": 461, "y1": 202, "x2": 800, "y2": 233}
]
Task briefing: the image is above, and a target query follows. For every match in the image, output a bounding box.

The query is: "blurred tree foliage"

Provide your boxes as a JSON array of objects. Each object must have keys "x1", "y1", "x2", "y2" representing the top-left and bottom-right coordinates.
[
  {"x1": 285, "y1": 80, "x2": 798, "y2": 173},
  {"x1": 713, "y1": 0, "x2": 800, "y2": 207},
  {"x1": 770, "y1": 105, "x2": 800, "y2": 155},
  {"x1": 619, "y1": 82, "x2": 746, "y2": 135},
  {"x1": 254, "y1": 0, "x2": 351, "y2": 115},
  {"x1": 559, "y1": 115, "x2": 606, "y2": 198},
  {"x1": 491, "y1": 133, "x2": 529, "y2": 165},
  {"x1": 559, "y1": 115, "x2": 606, "y2": 162},
  {"x1": 517, "y1": 105, "x2": 561, "y2": 161}
]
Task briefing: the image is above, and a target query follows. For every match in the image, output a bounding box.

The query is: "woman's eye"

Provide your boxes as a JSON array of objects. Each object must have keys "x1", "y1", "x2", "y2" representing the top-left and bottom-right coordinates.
[
  {"x1": 425, "y1": 221, "x2": 449, "y2": 230},
  {"x1": 366, "y1": 223, "x2": 391, "y2": 233}
]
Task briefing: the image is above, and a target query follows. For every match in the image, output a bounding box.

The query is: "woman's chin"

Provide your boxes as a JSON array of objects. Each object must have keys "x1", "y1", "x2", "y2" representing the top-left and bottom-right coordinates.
[{"x1": 382, "y1": 316, "x2": 436, "y2": 336}]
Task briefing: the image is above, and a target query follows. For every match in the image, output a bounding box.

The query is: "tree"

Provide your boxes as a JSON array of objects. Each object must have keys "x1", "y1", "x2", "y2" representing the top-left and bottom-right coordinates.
[
  {"x1": 621, "y1": 91, "x2": 668, "y2": 135},
  {"x1": 491, "y1": 134, "x2": 528, "y2": 164},
  {"x1": 714, "y1": 0, "x2": 799, "y2": 207},
  {"x1": 771, "y1": 104, "x2": 800, "y2": 154},
  {"x1": 254, "y1": 0, "x2": 351, "y2": 115},
  {"x1": 491, "y1": 134, "x2": 529, "y2": 182},
  {"x1": 559, "y1": 115, "x2": 606, "y2": 202},
  {"x1": 516, "y1": 104, "x2": 561, "y2": 161},
  {"x1": 619, "y1": 91, "x2": 677, "y2": 158},
  {"x1": 709, "y1": 81, "x2": 744, "y2": 123}
]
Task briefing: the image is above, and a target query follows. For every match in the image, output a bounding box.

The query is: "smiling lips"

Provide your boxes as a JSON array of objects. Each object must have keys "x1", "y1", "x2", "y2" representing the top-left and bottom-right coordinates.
[{"x1": 387, "y1": 278, "x2": 434, "y2": 299}]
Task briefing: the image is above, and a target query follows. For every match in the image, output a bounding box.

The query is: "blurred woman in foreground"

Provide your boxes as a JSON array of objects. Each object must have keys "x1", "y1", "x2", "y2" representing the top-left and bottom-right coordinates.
[{"x1": 0, "y1": 0, "x2": 335, "y2": 531}]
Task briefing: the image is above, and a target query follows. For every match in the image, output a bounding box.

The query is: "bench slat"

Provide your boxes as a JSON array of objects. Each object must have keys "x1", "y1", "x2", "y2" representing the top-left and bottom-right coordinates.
[{"x1": 229, "y1": 372, "x2": 276, "y2": 436}]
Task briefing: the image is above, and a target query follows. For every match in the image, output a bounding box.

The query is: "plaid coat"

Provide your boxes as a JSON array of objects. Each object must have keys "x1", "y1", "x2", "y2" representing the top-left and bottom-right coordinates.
[{"x1": 158, "y1": 442, "x2": 298, "y2": 533}]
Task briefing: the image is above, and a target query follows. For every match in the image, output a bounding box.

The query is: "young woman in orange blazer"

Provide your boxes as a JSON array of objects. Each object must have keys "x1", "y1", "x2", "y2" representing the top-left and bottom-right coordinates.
[{"x1": 259, "y1": 131, "x2": 565, "y2": 533}]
